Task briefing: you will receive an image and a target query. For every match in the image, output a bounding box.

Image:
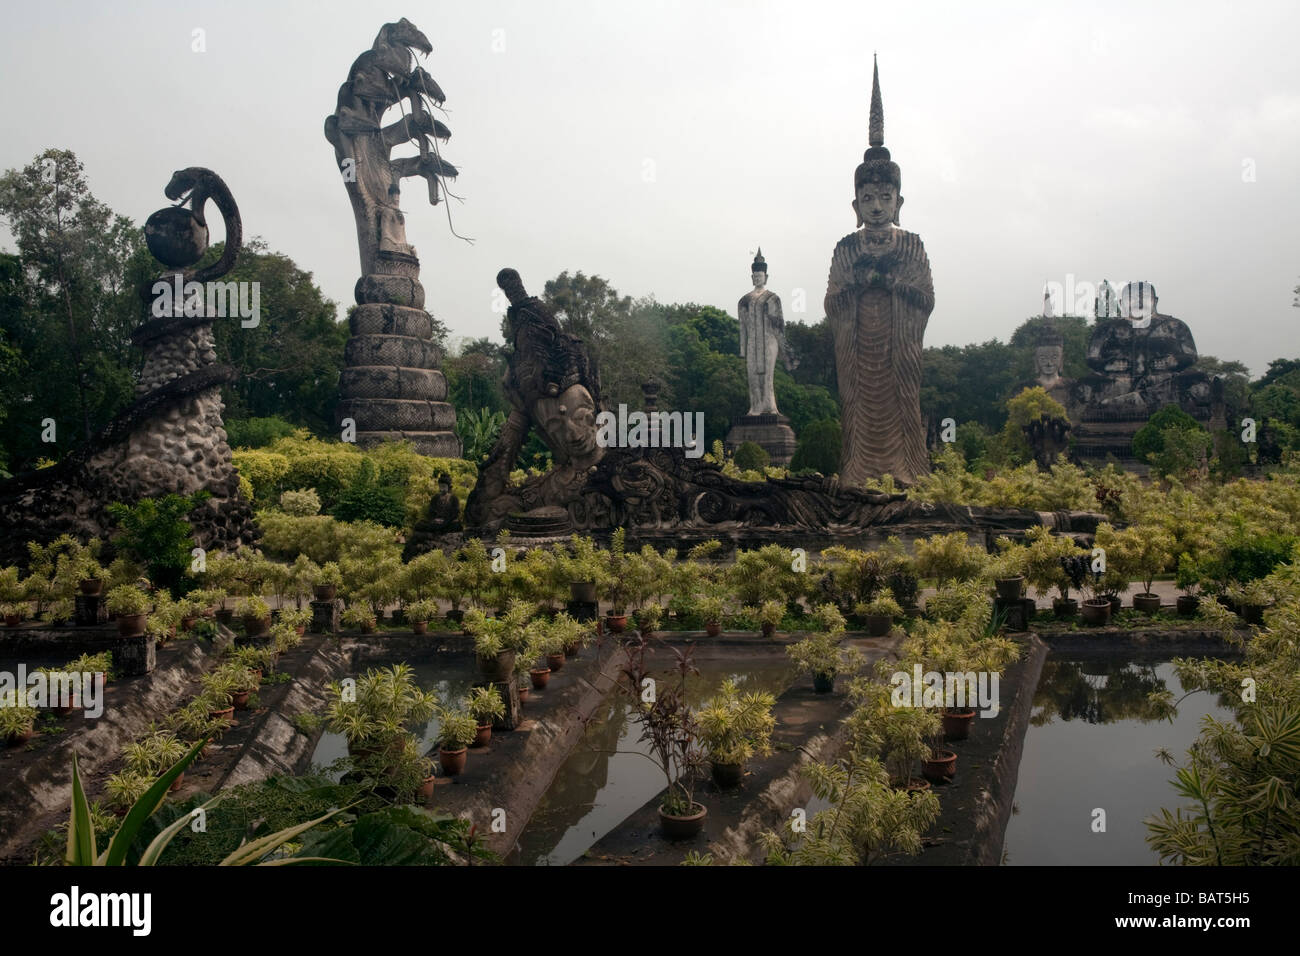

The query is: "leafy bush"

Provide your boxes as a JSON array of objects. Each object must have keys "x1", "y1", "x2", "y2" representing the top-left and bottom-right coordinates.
[
  {"x1": 105, "y1": 491, "x2": 210, "y2": 596},
  {"x1": 790, "y1": 419, "x2": 842, "y2": 475},
  {"x1": 331, "y1": 460, "x2": 406, "y2": 527},
  {"x1": 279, "y1": 489, "x2": 321, "y2": 516},
  {"x1": 733, "y1": 441, "x2": 770, "y2": 472},
  {"x1": 224, "y1": 416, "x2": 299, "y2": 449}
]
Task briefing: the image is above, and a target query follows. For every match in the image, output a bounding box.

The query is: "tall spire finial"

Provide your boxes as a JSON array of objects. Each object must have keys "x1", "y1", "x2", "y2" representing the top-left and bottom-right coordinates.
[{"x1": 869, "y1": 54, "x2": 884, "y2": 148}]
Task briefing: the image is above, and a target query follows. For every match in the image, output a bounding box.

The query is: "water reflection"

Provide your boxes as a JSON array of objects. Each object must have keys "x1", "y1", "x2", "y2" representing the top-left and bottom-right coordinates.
[
  {"x1": 1030, "y1": 660, "x2": 1171, "y2": 726},
  {"x1": 1004, "y1": 658, "x2": 1235, "y2": 866},
  {"x1": 512, "y1": 663, "x2": 793, "y2": 866}
]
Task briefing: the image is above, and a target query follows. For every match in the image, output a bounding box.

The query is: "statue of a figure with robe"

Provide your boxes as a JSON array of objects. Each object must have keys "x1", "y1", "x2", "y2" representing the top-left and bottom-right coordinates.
[
  {"x1": 737, "y1": 248, "x2": 789, "y2": 416},
  {"x1": 824, "y1": 58, "x2": 934, "y2": 487}
]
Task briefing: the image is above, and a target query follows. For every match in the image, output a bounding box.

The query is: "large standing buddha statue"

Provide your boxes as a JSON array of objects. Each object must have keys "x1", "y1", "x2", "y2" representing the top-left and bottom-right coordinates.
[{"x1": 824, "y1": 57, "x2": 934, "y2": 487}]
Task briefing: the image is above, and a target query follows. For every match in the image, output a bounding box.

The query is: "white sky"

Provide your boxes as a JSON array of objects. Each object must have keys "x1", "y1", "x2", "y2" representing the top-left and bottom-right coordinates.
[{"x1": 1, "y1": 0, "x2": 1297, "y2": 376}]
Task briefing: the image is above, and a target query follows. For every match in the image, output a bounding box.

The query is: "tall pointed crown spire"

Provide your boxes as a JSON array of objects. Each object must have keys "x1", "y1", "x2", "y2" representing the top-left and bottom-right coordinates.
[
  {"x1": 869, "y1": 54, "x2": 884, "y2": 148},
  {"x1": 854, "y1": 55, "x2": 901, "y2": 191}
]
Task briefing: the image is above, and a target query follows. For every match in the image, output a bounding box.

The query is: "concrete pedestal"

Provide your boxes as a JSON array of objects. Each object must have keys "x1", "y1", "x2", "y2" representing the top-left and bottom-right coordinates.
[
  {"x1": 74, "y1": 594, "x2": 106, "y2": 627},
  {"x1": 112, "y1": 633, "x2": 156, "y2": 676},
  {"x1": 310, "y1": 599, "x2": 339, "y2": 635},
  {"x1": 725, "y1": 413, "x2": 797, "y2": 466}
]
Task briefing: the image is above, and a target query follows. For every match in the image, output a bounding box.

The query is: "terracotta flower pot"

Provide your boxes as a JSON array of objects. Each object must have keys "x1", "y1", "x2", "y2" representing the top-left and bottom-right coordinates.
[
  {"x1": 995, "y1": 576, "x2": 1025, "y2": 601},
  {"x1": 705, "y1": 622, "x2": 721, "y2": 637},
  {"x1": 231, "y1": 689, "x2": 251, "y2": 711},
  {"x1": 473, "y1": 724, "x2": 492, "y2": 748},
  {"x1": 903, "y1": 778, "x2": 931, "y2": 794},
  {"x1": 761, "y1": 622, "x2": 776, "y2": 637},
  {"x1": 208, "y1": 706, "x2": 235, "y2": 726},
  {"x1": 546, "y1": 652, "x2": 565, "y2": 672},
  {"x1": 658, "y1": 802, "x2": 707, "y2": 840},
  {"x1": 1133, "y1": 593, "x2": 1162, "y2": 614},
  {"x1": 606, "y1": 613, "x2": 627, "y2": 634},
  {"x1": 313, "y1": 585, "x2": 337, "y2": 601},
  {"x1": 922, "y1": 749, "x2": 957, "y2": 784},
  {"x1": 116, "y1": 613, "x2": 147, "y2": 637},
  {"x1": 530, "y1": 667, "x2": 551, "y2": 690},
  {"x1": 417, "y1": 775, "x2": 436, "y2": 803},
  {"x1": 3, "y1": 614, "x2": 21, "y2": 628},
  {"x1": 168, "y1": 771, "x2": 185, "y2": 793},
  {"x1": 1080, "y1": 599, "x2": 1112, "y2": 626},
  {"x1": 864, "y1": 614, "x2": 892, "y2": 637},
  {"x1": 78, "y1": 579, "x2": 104, "y2": 596},
  {"x1": 411, "y1": 621, "x2": 429, "y2": 635},
  {"x1": 438, "y1": 747, "x2": 467, "y2": 776},
  {"x1": 813, "y1": 672, "x2": 834, "y2": 694},
  {"x1": 181, "y1": 616, "x2": 197, "y2": 631},
  {"x1": 518, "y1": 685, "x2": 530, "y2": 704},
  {"x1": 5, "y1": 726, "x2": 35, "y2": 748},
  {"x1": 711, "y1": 762, "x2": 744, "y2": 789},
  {"x1": 563, "y1": 641, "x2": 581, "y2": 658},
  {"x1": 942, "y1": 708, "x2": 976, "y2": 741},
  {"x1": 358, "y1": 620, "x2": 375, "y2": 634},
  {"x1": 295, "y1": 624, "x2": 306, "y2": 636},
  {"x1": 1176, "y1": 594, "x2": 1200, "y2": 617}
]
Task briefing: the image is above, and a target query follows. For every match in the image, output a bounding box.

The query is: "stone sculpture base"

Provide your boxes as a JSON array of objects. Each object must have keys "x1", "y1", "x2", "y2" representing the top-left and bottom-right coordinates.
[
  {"x1": 725, "y1": 414, "x2": 798, "y2": 467},
  {"x1": 74, "y1": 595, "x2": 107, "y2": 628},
  {"x1": 337, "y1": 266, "x2": 460, "y2": 458},
  {"x1": 112, "y1": 634, "x2": 156, "y2": 677},
  {"x1": 309, "y1": 599, "x2": 339, "y2": 636},
  {"x1": 481, "y1": 678, "x2": 522, "y2": 732}
]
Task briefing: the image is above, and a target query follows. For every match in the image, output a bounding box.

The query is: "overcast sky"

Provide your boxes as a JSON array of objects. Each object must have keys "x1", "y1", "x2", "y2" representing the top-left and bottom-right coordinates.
[{"x1": 1, "y1": 0, "x2": 1297, "y2": 377}]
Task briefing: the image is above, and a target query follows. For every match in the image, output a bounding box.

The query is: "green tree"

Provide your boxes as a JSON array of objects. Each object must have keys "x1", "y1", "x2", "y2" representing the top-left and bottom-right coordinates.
[
  {"x1": 1131, "y1": 404, "x2": 1205, "y2": 464},
  {"x1": 0, "y1": 149, "x2": 149, "y2": 467},
  {"x1": 203, "y1": 239, "x2": 347, "y2": 435},
  {"x1": 790, "y1": 419, "x2": 842, "y2": 475}
]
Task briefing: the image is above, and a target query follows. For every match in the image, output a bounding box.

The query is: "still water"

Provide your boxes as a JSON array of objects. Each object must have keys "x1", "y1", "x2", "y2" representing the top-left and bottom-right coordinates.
[
  {"x1": 1003, "y1": 658, "x2": 1236, "y2": 865},
  {"x1": 510, "y1": 661, "x2": 794, "y2": 866}
]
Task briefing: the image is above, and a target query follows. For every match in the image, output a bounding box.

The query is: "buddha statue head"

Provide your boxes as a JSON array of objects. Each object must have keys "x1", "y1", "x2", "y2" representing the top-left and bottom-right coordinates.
[
  {"x1": 751, "y1": 248, "x2": 768, "y2": 289},
  {"x1": 852, "y1": 56, "x2": 903, "y2": 230},
  {"x1": 1120, "y1": 281, "x2": 1158, "y2": 329},
  {"x1": 1034, "y1": 326, "x2": 1065, "y2": 385}
]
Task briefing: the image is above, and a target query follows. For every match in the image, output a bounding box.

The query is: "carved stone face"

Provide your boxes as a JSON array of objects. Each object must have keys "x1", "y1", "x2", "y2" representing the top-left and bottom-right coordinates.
[
  {"x1": 535, "y1": 384, "x2": 601, "y2": 466},
  {"x1": 751, "y1": 270, "x2": 767, "y2": 289},
  {"x1": 1035, "y1": 346, "x2": 1063, "y2": 380},
  {"x1": 854, "y1": 181, "x2": 898, "y2": 229}
]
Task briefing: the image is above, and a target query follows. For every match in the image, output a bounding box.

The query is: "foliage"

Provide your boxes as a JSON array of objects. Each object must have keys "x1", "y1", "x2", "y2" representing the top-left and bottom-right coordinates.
[
  {"x1": 105, "y1": 491, "x2": 209, "y2": 595},
  {"x1": 225, "y1": 416, "x2": 298, "y2": 449},
  {"x1": 789, "y1": 419, "x2": 842, "y2": 475},
  {"x1": 456, "y1": 407, "x2": 506, "y2": 465},
  {"x1": 435, "y1": 708, "x2": 479, "y2": 751},
  {"x1": 733, "y1": 441, "x2": 770, "y2": 472},
  {"x1": 279, "y1": 488, "x2": 321, "y2": 516},
  {"x1": 104, "y1": 584, "x2": 150, "y2": 616},
  {"x1": 696, "y1": 679, "x2": 776, "y2": 766},
  {"x1": 325, "y1": 664, "x2": 438, "y2": 747},
  {"x1": 466, "y1": 685, "x2": 505, "y2": 724}
]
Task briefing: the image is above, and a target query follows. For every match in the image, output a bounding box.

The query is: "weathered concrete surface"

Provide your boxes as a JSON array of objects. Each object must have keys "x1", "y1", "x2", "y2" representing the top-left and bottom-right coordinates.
[
  {"x1": 0, "y1": 630, "x2": 232, "y2": 863},
  {"x1": 895, "y1": 632, "x2": 1047, "y2": 866},
  {"x1": 412, "y1": 638, "x2": 632, "y2": 859}
]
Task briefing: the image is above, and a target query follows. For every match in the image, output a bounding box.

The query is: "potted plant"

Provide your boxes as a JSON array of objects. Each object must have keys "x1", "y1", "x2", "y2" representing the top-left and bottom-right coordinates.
[
  {"x1": 1175, "y1": 552, "x2": 1201, "y2": 617},
  {"x1": 326, "y1": 663, "x2": 438, "y2": 763},
  {"x1": 1076, "y1": 558, "x2": 1111, "y2": 626},
  {"x1": 406, "y1": 598, "x2": 438, "y2": 635},
  {"x1": 758, "y1": 599, "x2": 784, "y2": 637},
  {"x1": 921, "y1": 727, "x2": 957, "y2": 785},
  {"x1": 122, "y1": 729, "x2": 190, "y2": 792},
  {"x1": 603, "y1": 528, "x2": 631, "y2": 632},
  {"x1": 989, "y1": 541, "x2": 1030, "y2": 602},
  {"x1": 696, "y1": 679, "x2": 776, "y2": 789},
  {"x1": 105, "y1": 771, "x2": 154, "y2": 815},
  {"x1": 1, "y1": 602, "x2": 24, "y2": 628},
  {"x1": 1, "y1": 703, "x2": 37, "y2": 748},
  {"x1": 435, "y1": 707, "x2": 478, "y2": 776},
  {"x1": 695, "y1": 593, "x2": 726, "y2": 638},
  {"x1": 619, "y1": 638, "x2": 708, "y2": 839},
  {"x1": 1232, "y1": 580, "x2": 1273, "y2": 626},
  {"x1": 634, "y1": 603, "x2": 663, "y2": 639},
  {"x1": 278, "y1": 605, "x2": 311, "y2": 636},
  {"x1": 855, "y1": 591, "x2": 903, "y2": 637},
  {"x1": 467, "y1": 685, "x2": 505, "y2": 747},
  {"x1": 314, "y1": 562, "x2": 342, "y2": 601},
  {"x1": 341, "y1": 604, "x2": 376, "y2": 634},
  {"x1": 1129, "y1": 528, "x2": 1173, "y2": 614},
  {"x1": 105, "y1": 584, "x2": 150, "y2": 636},
  {"x1": 786, "y1": 606, "x2": 862, "y2": 693},
  {"x1": 237, "y1": 596, "x2": 272, "y2": 636},
  {"x1": 199, "y1": 669, "x2": 240, "y2": 723},
  {"x1": 1055, "y1": 552, "x2": 1090, "y2": 619},
  {"x1": 465, "y1": 601, "x2": 533, "y2": 680}
]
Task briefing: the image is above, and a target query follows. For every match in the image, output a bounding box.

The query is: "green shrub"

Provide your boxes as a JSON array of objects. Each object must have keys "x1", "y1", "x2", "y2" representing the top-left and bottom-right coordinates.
[
  {"x1": 330, "y1": 460, "x2": 406, "y2": 527},
  {"x1": 733, "y1": 441, "x2": 770, "y2": 472},
  {"x1": 279, "y1": 488, "x2": 321, "y2": 516},
  {"x1": 224, "y1": 416, "x2": 299, "y2": 449},
  {"x1": 790, "y1": 419, "x2": 842, "y2": 475},
  {"x1": 105, "y1": 492, "x2": 209, "y2": 596}
]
